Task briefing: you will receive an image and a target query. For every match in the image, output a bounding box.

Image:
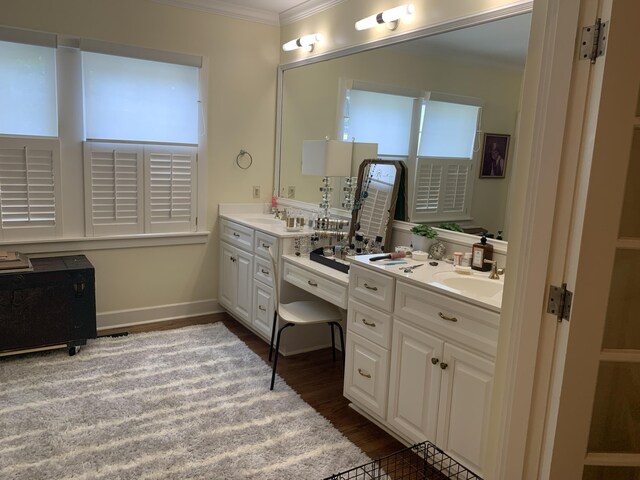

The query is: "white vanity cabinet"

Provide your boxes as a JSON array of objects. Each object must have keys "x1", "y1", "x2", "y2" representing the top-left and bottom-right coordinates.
[
  {"x1": 219, "y1": 228, "x2": 254, "y2": 324},
  {"x1": 344, "y1": 263, "x2": 499, "y2": 477},
  {"x1": 219, "y1": 218, "x2": 276, "y2": 338}
]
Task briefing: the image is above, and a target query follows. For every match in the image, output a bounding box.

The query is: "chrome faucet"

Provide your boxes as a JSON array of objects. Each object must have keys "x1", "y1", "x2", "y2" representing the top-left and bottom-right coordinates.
[
  {"x1": 484, "y1": 259, "x2": 500, "y2": 280},
  {"x1": 273, "y1": 208, "x2": 287, "y2": 221}
]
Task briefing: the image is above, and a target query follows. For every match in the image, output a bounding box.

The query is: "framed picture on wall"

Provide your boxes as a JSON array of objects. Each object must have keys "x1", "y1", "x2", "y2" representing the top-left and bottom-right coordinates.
[{"x1": 479, "y1": 133, "x2": 510, "y2": 178}]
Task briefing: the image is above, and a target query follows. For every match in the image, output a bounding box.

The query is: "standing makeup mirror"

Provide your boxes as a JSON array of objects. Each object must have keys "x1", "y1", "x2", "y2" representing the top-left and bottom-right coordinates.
[{"x1": 349, "y1": 160, "x2": 406, "y2": 250}]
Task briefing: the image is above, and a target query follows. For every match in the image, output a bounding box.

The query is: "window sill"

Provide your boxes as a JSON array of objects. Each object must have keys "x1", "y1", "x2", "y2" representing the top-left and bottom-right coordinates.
[{"x1": 0, "y1": 231, "x2": 210, "y2": 255}]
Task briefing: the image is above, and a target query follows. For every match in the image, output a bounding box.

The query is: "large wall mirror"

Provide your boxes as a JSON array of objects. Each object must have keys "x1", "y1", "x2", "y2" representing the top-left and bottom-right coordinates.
[{"x1": 276, "y1": 11, "x2": 531, "y2": 242}]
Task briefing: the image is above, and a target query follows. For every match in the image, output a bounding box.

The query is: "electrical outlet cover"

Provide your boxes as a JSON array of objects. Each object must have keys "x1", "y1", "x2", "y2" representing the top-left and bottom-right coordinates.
[
  {"x1": 253, "y1": 186, "x2": 260, "y2": 199},
  {"x1": 288, "y1": 186, "x2": 295, "y2": 198}
]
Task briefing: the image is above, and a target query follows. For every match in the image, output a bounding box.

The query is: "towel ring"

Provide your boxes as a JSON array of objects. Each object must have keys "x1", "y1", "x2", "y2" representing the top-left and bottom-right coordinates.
[{"x1": 236, "y1": 149, "x2": 253, "y2": 170}]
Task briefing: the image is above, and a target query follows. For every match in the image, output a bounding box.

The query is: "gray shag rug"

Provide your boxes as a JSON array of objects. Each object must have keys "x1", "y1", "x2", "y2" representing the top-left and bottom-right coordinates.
[{"x1": 0, "y1": 323, "x2": 372, "y2": 479}]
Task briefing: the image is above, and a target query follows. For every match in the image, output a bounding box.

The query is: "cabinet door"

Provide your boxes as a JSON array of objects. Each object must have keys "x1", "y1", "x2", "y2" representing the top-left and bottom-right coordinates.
[
  {"x1": 234, "y1": 248, "x2": 253, "y2": 323},
  {"x1": 344, "y1": 332, "x2": 390, "y2": 419},
  {"x1": 387, "y1": 318, "x2": 443, "y2": 443},
  {"x1": 252, "y1": 281, "x2": 274, "y2": 339},
  {"x1": 219, "y1": 242, "x2": 237, "y2": 311},
  {"x1": 436, "y1": 343, "x2": 494, "y2": 476}
]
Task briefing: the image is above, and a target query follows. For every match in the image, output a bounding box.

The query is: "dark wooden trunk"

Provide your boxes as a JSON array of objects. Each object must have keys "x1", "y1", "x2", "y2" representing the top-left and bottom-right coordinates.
[{"x1": 0, "y1": 255, "x2": 96, "y2": 354}]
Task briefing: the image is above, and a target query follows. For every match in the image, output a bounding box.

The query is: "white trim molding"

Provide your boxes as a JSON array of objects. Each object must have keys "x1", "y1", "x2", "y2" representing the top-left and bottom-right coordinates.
[
  {"x1": 97, "y1": 299, "x2": 223, "y2": 330},
  {"x1": 280, "y1": 0, "x2": 348, "y2": 26}
]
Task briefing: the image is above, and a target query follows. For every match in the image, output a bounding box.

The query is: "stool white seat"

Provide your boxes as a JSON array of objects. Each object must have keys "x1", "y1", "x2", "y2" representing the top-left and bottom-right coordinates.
[{"x1": 267, "y1": 247, "x2": 344, "y2": 390}]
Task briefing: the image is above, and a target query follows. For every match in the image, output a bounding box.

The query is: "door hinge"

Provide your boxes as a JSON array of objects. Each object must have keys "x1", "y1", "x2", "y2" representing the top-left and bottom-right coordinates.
[
  {"x1": 579, "y1": 18, "x2": 608, "y2": 63},
  {"x1": 547, "y1": 283, "x2": 573, "y2": 322}
]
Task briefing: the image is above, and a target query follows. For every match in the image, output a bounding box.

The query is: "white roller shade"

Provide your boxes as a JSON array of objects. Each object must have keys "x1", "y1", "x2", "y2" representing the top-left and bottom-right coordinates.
[
  {"x1": 0, "y1": 40, "x2": 57, "y2": 137},
  {"x1": 82, "y1": 52, "x2": 199, "y2": 144}
]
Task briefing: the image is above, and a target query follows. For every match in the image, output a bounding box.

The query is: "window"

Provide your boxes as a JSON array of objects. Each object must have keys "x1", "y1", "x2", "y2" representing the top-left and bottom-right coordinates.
[
  {"x1": 0, "y1": 36, "x2": 61, "y2": 240},
  {"x1": 413, "y1": 99, "x2": 481, "y2": 222},
  {"x1": 82, "y1": 52, "x2": 199, "y2": 144},
  {"x1": 0, "y1": 29, "x2": 205, "y2": 244},
  {"x1": 0, "y1": 40, "x2": 58, "y2": 137},
  {"x1": 341, "y1": 84, "x2": 481, "y2": 223},
  {"x1": 81, "y1": 51, "x2": 200, "y2": 237}
]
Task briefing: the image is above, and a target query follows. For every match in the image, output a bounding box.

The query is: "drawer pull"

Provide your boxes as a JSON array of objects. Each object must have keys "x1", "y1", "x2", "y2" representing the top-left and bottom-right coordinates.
[
  {"x1": 232, "y1": 233, "x2": 240, "y2": 237},
  {"x1": 358, "y1": 368, "x2": 371, "y2": 379},
  {"x1": 362, "y1": 318, "x2": 376, "y2": 327},
  {"x1": 308, "y1": 280, "x2": 318, "y2": 287},
  {"x1": 440, "y1": 362, "x2": 449, "y2": 370},
  {"x1": 438, "y1": 312, "x2": 458, "y2": 322},
  {"x1": 363, "y1": 283, "x2": 378, "y2": 291},
  {"x1": 262, "y1": 243, "x2": 269, "y2": 248},
  {"x1": 230, "y1": 256, "x2": 236, "y2": 262},
  {"x1": 261, "y1": 268, "x2": 270, "y2": 275},
  {"x1": 431, "y1": 357, "x2": 440, "y2": 365},
  {"x1": 258, "y1": 305, "x2": 266, "y2": 312}
]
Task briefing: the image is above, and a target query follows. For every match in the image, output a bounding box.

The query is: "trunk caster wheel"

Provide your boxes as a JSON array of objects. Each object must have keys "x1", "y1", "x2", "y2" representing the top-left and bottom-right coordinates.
[{"x1": 68, "y1": 346, "x2": 81, "y2": 356}]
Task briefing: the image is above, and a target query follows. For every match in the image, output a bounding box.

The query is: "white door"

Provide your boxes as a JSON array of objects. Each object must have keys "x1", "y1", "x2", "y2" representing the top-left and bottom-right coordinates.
[
  {"x1": 541, "y1": 0, "x2": 640, "y2": 477},
  {"x1": 387, "y1": 318, "x2": 443, "y2": 443},
  {"x1": 219, "y1": 242, "x2": 236, "y2": 310},
  {"x1": 437, "y1": 343, "x2": 494, "y2": 477},
  {"x1": 234, "y1": 248, "x2": 253, "y2": 323}
]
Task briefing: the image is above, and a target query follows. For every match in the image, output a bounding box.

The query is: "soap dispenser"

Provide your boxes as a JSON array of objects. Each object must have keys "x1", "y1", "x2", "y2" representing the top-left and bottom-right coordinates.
[{"x1": 471, "y1": 234, "x2": 493, "y2": 271}]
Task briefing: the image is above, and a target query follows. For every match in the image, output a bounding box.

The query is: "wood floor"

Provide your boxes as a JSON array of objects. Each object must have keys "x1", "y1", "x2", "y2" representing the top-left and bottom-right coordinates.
[{"x1": 100, "y1": 313, "x2": 406, "y2": 464}]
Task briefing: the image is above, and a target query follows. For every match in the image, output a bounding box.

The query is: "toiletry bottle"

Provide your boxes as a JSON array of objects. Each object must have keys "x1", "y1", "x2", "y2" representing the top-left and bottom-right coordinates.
[{"x1": 471, "y1": 234, "x2": 493, "y2": 271}]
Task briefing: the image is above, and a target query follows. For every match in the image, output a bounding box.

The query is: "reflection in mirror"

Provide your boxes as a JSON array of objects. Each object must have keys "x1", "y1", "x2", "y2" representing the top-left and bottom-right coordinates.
[
  {"x1": 349, "y1": 160, "x2": 406, "y2": 251},
  {"x1": 277, "y1": 13, "x2": 531, "y2": 241}
]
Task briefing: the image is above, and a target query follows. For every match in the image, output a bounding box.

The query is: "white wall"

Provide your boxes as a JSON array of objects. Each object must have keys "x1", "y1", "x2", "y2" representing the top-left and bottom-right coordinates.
[{"x1": 0, "y1": 0, "x2": 280, "y2": 327}]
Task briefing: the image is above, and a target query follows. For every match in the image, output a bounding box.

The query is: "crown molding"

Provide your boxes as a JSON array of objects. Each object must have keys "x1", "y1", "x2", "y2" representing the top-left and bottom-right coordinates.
[
  {"x1": 151, "y1": 0, "x2": 280, "y2": 26},
  {"x1": 279, "y1": 0, "x2": 348, "y2": 26}
]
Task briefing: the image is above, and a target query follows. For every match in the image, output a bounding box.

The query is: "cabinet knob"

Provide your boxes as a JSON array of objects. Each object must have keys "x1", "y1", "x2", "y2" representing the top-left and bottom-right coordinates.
[
  {"x1": 440, "y1": 362, "x2": 449, "y2": 370},
  {"x1": 431, "y1": 357, "x2": 440, "y2": 365},
  {"x1": 438, "y1": 312, "x2": 458, "y2": 322},
  {"x1": 363, "y1": 283, "x2": 378, "y2": 291},
  {"x1": 357, "y1": 368, "x2": 371, "y2": 379},
  {"x1": 362, "y1": 318, "x2": 376, "y2": 327},
  {"x1": 230, "y1": 256, "x2": 236, "y2": 262}
]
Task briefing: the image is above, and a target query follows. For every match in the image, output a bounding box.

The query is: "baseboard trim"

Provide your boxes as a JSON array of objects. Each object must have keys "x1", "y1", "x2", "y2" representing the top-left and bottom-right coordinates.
[{"x1": 97, "y1": 299, "x2": 223, "y2": 331}]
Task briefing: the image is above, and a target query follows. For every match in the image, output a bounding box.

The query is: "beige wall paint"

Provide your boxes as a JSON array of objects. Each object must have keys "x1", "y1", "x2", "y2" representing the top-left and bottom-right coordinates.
[
  {"x1": 280, "y1": 46, "x2": 523, "y2": 235},
  {"x1": 0, "y1": 0, "x2": 279, "y2": 320}
]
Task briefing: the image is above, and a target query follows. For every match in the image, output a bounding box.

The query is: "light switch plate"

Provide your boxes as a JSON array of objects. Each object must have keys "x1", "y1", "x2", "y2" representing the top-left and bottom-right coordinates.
[{"x1": 253, "y1": 186, "x2": 261, "y2": 199}]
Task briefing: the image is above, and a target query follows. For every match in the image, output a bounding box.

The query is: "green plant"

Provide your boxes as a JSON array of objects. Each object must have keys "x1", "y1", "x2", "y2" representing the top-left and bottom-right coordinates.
[
  {"x1": 436, "y1": 222, "x2": 464, "y2": 233},
  {"x1": 410, "y1": 224, "x2": 438, "y2": 239}
]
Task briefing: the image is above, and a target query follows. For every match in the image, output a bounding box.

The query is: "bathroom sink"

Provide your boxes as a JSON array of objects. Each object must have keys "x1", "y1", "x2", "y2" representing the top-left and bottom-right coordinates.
[{"x1": 431, "y1": 272, "x2": 503, "y2": 298}]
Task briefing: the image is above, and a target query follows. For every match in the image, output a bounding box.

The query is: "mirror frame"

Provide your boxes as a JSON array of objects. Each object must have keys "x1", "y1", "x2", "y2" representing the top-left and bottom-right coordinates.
[{"x1": 273, "y1": 2, "x2": 532, "y2": 224}]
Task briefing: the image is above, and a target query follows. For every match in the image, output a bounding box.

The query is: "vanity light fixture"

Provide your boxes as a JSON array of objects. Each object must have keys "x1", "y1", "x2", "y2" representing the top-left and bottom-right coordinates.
[
  {"x1": 355, "y1": 4, "x2": 415, "y2": 31},
  {"x1": 282, "y1": 33, "x2": 323, "y2": 52}
]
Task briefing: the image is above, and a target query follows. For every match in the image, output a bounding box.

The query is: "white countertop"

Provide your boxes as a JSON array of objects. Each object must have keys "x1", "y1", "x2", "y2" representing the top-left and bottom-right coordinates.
[
  {"x1": 351, "y1": 254, "x2": 503, "y2": 313},
  {"x1": 219, "y1": 212, "x2": 316, "y2": 238},
  {"x1": 219, "y1": 210, "x2": 501, "y2": 313}
]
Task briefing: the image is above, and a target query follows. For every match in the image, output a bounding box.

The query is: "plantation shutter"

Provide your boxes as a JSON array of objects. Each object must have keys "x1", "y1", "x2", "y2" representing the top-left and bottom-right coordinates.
[
  {"x1": 357, "y1": 165, "x2": 397, "y2": 238},
  {"x1": 0, "y1": 138, "x2": 60, "y2": 240},
  {"x1": 83, "y1": 142, "x2": 143, "y2": 236},
  {"x1": 412, "y1": 157, "x2": 472, "y2": 222},
  {"x1": 144, "y1": 145, "x2": 197, "y2": 233}
]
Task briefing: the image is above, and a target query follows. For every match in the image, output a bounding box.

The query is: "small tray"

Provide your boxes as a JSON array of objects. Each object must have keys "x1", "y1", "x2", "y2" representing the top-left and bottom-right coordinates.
[{"x1": 310, "y1": 247, "x2": 350, "y2": 274}]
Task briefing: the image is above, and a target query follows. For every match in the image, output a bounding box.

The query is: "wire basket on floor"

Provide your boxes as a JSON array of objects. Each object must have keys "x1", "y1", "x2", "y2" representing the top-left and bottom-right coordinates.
[{"x1": 324, "y1": 441, "x2": 482, "y2": 480}]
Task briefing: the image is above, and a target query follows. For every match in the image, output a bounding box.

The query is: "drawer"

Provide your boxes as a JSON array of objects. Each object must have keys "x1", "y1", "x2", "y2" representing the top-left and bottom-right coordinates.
[
  {"x1": 254, "y1": 231, "x2": 278, "y2": 260},
  {"x1": 349, "y1": 265, "x2": 395, "y2": 312},
  {"x1": 344, "y1": 332, "x2": 390, "y2": 419},
  {"x1": 283, "y1": 261, "x2": 347, "y2": 309},
  {"x1": 220, "y1": 219, "x2": 253, "y2": 251},
  {"x1": 254, "y1": 257, "x2": 274, "y2": 287},
  {"x1": 394, "y1": 281, "x2": 500, "y2": 357},
  {"x1": 347, "y1": 299, "x2": 393, "y2": 349}
]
